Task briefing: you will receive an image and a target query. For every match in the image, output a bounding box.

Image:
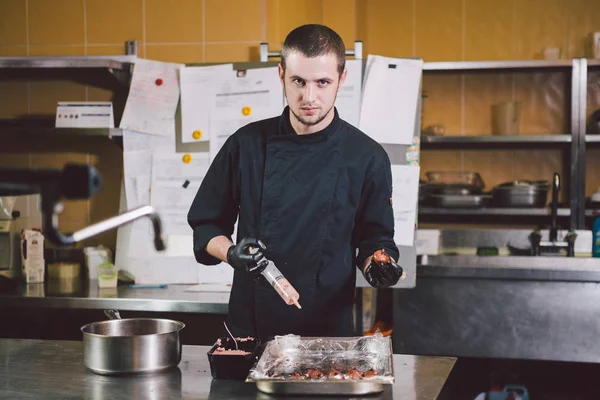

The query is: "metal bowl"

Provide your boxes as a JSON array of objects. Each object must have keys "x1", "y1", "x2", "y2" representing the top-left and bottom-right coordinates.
[{"x1": 81, "y1": 310, "x2": 185, "y2": 375}]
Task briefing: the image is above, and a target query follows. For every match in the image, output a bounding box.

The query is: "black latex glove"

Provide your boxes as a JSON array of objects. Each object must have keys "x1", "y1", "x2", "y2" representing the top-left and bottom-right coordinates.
[
  {"x1": 364, "y1": 249, "x2": 403, "y2": 289},
  {"x1": 226, "y1": 237, "x2": 268, "y2": 277}
]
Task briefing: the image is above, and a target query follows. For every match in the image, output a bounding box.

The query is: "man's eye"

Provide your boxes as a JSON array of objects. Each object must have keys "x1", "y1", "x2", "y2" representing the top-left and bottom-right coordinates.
[
  {"x1": 318, "y1": 80, "x2": 329, "y2": 86},
  {"x1": 293, "y1": 79, "x2": 304, "y2": 86}
]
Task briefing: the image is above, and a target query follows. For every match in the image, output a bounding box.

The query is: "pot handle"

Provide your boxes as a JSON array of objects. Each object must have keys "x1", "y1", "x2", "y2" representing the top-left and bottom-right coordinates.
[{"x1": 104, "y1": 309, "x2": 122, "y2": 320}]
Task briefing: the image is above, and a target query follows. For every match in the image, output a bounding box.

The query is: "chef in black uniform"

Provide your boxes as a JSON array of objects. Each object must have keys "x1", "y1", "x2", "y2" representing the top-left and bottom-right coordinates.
[{"x1": 188, "y1": 24, "x2": 403, "y2": 340}]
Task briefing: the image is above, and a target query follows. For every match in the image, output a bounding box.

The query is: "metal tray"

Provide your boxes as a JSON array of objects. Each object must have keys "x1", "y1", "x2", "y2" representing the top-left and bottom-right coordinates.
[
  {"x1": 246, "y1": 335, "x2": 394, "y2": 395},
  {"x1": 253, "y1": 379, "x2": 386, "y2": 395},
  {"x1": 426, "y1": 194, "x2": 492, "y2": 208}
]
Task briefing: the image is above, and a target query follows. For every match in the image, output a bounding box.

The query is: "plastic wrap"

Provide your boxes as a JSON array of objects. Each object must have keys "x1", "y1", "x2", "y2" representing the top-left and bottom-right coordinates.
[
  {"x1": 0, "y1": 196, "x2": 16, "y2": 220},
  {"x1": 247, "y1": 332, "x2": 394, "y2": 384}
]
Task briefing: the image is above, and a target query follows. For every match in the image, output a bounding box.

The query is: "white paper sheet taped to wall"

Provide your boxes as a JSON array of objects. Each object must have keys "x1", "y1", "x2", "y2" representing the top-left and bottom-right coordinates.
[
  {"x1": 209, "y1": 67, "x2": 284, "y2": 161},
  {"x1": 391, "y1": 165, "x2": 420, "y2": 246},
  {"x1": 151, "y1": 152, "x2": 209, "y2": 236},
  {"x1": 122, "y1": 127, "x2": 176, "y2": 209},
  {"x1": 359, "y1": 56, "x2": 423, "y2": 145},
  {"x1": 120, "y1": 59, "x2": 184, "y2": 136},
  {"x1": 335, "y1": 59, "x2": 362, "y2": 128},
  {"x1": 180, "y1": 64, "x2": 233, "y2": 144}
]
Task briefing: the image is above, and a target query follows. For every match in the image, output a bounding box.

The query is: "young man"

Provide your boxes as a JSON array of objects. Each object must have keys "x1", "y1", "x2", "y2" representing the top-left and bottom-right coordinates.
[{"x1": 188, "y1": 24, "x2": 402, "y2": 340}]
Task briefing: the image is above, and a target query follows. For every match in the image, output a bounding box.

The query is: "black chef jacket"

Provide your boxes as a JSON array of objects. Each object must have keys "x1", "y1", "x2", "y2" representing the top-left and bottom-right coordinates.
[{"x1": 187, "y1": 106, "x2": 399, "y2": 340}]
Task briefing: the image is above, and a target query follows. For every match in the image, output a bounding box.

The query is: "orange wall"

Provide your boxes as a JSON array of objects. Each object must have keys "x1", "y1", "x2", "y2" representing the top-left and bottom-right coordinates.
[{"x1": 1, "y1": 0, "x2": 600, "y2": 247}]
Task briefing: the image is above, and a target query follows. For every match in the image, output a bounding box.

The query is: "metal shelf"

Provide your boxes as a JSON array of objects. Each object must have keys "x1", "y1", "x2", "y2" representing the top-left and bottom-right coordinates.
[
  {"x1": 423, "y1": 60, "x2": 573, "y2": 71},
  {"x1": 588, "y1": 59, "x2": 600, "y2": 67},
  {"x1": 585, "y1": 135, "x2": 600, "y2": 143},
  {"x1": 421, "y1": 135, "x2": 572, "y2": 146},
  {"x1": 1, "y1": 126, "x2": 123, "y2": 139},
  {"x1": 0, "y1": 56, "x2": 136, "y2": 70},
  {"x1": 419, "y1": 207, "x2": 570, "y2": 217}
]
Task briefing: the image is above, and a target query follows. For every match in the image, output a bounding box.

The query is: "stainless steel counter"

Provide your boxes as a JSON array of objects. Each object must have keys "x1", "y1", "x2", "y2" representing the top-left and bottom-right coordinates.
[
  {"x1": 393, "y1": 255, "x2": 600, "y2": 363},
  {"x1": 0, "y1": 283, "x2": 229, "y2": 314},
  {"x1": 420, "y1": 255, "x2": 600, "y2": 282},
  {"x1": 0, "y1": 338, "x2": 455, "y2": 400}
]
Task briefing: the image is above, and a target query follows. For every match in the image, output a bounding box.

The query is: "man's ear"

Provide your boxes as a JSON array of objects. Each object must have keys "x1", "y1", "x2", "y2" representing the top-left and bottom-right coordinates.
[
  {"x1": 338, "y1": 68, "x2": 348, "y2": 90},
  {"x1": 278, "y1": 63, "x2": 285, "y2": 84}
]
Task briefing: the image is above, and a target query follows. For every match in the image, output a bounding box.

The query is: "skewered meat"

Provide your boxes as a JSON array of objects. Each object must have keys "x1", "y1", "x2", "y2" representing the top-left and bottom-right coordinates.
[
  {"x1": 306, "y1": 369, "x2": 324, "y2": 379},
  {"x1": 373, "y1": 249, "x2": 390, "y2": 264},
  {"x1": 327, "y1": 368, "x2": 343, "y2": 379},
  {"x1": 346, "y1": 369, "x2": 362, "y2": 379},
  {"x1": 269, "y1": 367, "x2": 379, "y2": 380}
]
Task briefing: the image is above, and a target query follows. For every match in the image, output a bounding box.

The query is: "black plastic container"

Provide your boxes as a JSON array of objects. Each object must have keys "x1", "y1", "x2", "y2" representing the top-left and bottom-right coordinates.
[{"x1": 207, "y1": 337, "x2": 259, "y2": 380}]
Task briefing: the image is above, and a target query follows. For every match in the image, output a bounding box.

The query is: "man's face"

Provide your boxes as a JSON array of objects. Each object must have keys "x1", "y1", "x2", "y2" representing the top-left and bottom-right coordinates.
[{"x1": 279, "y1": 51, "x2": 347, "y2": 130}]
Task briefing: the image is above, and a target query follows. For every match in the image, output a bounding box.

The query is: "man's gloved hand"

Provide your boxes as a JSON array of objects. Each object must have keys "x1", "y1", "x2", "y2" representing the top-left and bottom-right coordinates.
[
  {"x1": 226, "y1": 238, "x2": 268, "y2": 278},
  {"x1": 363, "y1": 249, "x2": 403, "y2": 289}
]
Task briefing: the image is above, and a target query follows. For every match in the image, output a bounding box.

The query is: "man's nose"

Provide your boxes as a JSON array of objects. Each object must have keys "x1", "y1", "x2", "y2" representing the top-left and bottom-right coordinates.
[{"x1": 303, "y1": 83, "x2": 314, "y2": 102}]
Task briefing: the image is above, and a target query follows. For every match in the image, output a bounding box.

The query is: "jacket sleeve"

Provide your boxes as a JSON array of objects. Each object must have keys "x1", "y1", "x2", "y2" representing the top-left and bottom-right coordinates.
[
  {"x1": 352, "y1": 150, "x2": 400, "y2": 271},
  {"x1": 187, "y1": 135, "x2": 240, "y2": 265}
]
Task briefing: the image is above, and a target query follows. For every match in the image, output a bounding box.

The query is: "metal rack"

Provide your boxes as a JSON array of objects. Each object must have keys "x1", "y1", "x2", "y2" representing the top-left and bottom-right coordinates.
[
  {"x1": 0, "y1": 126, "x2": 123, "y2": 139},
  {"x1": 423, "y1": 60, "x2": 573, "y2": 71},
  {"x1": 0, "y1": 55, "x2": 135, "y2": 70},
  {"x1": 579, "y1": 58, "x2": 600, "y2": 225},
  {"x1": 260, "y1": 41, "x2": 363, "y2": 62},
  {"x1": 586, "y1": 135, "x2": 600, "y2": 143},
  {"x1": 0, "y1": 40, "x2": 137, "y2": 88},
  {"x1": 421, "y1": 134, "x2": 572, "y2": 146},
  {"x1": 419, "y1": 207, "x2": 571, "y2": 217},
  {"x1": 0, "y1": 40, "x2": 137, "y2": 144},
  {"x1": 419, "y1": 59, "x2": 583, "y2": 230}
]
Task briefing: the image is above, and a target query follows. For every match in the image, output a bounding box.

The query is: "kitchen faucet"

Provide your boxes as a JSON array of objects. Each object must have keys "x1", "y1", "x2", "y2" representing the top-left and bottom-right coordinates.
[
  {"x1": 528, "y1": 172, "x2": 576, "y2": 257},
  {"x1": 0, "y1": 163, "x2": 165, "y2": 250}
]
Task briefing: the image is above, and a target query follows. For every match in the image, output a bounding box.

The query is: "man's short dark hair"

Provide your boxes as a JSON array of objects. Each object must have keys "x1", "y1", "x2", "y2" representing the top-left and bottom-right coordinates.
[{"x1": 281, "y1": 24, "x2": 346, "y2": 77}]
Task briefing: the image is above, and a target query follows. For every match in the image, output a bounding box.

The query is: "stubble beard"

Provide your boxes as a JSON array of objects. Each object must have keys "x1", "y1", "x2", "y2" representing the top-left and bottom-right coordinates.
[{"x1": 284, "y1": 84, "x2": 338, "y2": 127}]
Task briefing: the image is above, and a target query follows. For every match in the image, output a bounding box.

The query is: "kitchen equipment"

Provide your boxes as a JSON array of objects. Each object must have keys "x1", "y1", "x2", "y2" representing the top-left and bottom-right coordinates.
[
  {"x1": 246, "y1": 334, "x2": 394, "y2": 395},
  {"x1": 260, "y1": 258, "x2": 301, "y2": 309},
  {"x1": 492, "y1": 180, "x2": 549, "y2": 207},
  {"x1": 0, "y1": 194, "x2": 42, "y2": 280},
  {"x1": 249, "y1": 247, "x2": 302, "y2": 309},
  {"x1": 528, "y1": 173, "x2": 577, "y2": 257},
  {"x1": 0, "y1": 163, "x2": 165, "y2": 250},
  {"x1": 507, "y1": 244, "x2": 534, "y2": 256},
  {"x1": 492, "y1": 101, "x2": 521, "y2": 135},
  {"x1": 81, "y1": 309, "x2": 185, "y2": 375},
  {"x1": 425, "y1": 171, "x2": 485, "y2": 194},
  {"x1": 426, "y1": 194, "x2": 491, "y2": 208},
  {"x1": 46, "y1": 275, "x2": 82, "y2": 295},
  {"x1": 47, "y1": 262, "x2": 80, "y2": 280}
]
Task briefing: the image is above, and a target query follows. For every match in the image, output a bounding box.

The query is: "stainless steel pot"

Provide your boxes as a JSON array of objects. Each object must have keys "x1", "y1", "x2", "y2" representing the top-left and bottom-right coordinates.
[
  {"x1": 491, "y1": 180, "x2": 549, "y2": 207},
  {"x1": 81, "y1": 309, "x2": 185, "y2": 375}
]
